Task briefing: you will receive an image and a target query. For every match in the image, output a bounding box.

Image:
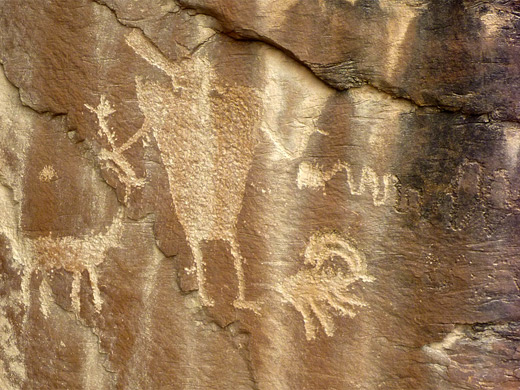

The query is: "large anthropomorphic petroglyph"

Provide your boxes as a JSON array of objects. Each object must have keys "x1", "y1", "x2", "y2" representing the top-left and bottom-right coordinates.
[{"x1": 126, "y1": 30, "x2": 262, "y2": 310}]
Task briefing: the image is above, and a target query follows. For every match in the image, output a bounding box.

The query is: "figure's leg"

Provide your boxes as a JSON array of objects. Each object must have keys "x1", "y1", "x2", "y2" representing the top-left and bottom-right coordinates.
[
  {"x1": 192, "y1": 242, "x2": 214, "y2": 307},
  {"x1": 38, "y1": 274, "x2": 53, "y2": 318},
  {"x1": 229, "y1": 239, "x2": 260, "y2": 313},
  {"x1": 71, "y1": 271, "x2": 81, "y2": 316},
  {"x1": 87, "y1": 266, "x2": 103, "y2": 313}
]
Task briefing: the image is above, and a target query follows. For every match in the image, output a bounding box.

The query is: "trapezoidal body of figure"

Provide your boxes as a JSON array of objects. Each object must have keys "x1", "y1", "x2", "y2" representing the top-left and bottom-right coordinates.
[{"x1": 127, "y1": 31, "x2": 262, "y2": 311}]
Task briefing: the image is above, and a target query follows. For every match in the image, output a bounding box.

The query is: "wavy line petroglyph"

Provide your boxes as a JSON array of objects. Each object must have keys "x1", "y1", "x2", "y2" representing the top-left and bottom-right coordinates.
[
  {"x1": 277, "y1": 230, "x2": 373, "y2": 340},
  {"x1": 126, "y1": 29, "x2": 263, "y2": 312},
  {"x1": 297, "y1": 160, "x2": 398, "y2": 206},
  {"x1": 85, "y1": 95, "x2": 151, "y2": 204}
]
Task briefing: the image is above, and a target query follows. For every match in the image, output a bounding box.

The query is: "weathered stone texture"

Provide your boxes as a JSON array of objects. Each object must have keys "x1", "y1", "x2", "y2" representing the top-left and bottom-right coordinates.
[{"x1": 1, "y1": 1, "x2": 520, "y2": 389}]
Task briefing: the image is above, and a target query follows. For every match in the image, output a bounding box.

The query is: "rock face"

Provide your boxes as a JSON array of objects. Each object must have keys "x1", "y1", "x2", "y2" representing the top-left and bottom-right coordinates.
[{"x1": 1, "y1": 1, "x2": 519, "y2": 389}]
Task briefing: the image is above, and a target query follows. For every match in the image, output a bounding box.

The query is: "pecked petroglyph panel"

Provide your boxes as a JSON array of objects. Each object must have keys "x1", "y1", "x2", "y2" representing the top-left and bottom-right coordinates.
[{"x1": 1, "y1": 0, "x2": 520, "y2": 389}]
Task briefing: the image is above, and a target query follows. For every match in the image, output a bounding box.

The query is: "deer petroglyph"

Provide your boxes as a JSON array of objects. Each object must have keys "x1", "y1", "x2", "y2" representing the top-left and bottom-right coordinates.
[
  {"x1": 27, "y1": 207, "x2": 124, "y2": 317},
  {"x1": 0, "y1": 185, "x2": 125, "y2": 321}
]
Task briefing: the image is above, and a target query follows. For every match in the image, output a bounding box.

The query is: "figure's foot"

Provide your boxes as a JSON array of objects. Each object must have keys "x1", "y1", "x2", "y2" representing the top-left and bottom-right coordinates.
[
  {"x1": 234, "y1": 298, "x2": 261, "y2": 314},
  {"x1": 199, "y1": 293, "x2": 215, "y2": 307}
]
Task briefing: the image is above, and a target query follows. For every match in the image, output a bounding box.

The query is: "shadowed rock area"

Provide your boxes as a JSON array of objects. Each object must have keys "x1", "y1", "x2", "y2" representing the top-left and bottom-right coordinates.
[{"x1": 1, "y1": 1, "x2": 519, "y2": 389}]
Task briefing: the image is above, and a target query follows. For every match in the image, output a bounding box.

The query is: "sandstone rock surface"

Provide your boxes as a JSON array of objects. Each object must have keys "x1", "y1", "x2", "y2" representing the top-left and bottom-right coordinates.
[{"x1": 1, "y1": 1, "x2": 520, "y2": 389}]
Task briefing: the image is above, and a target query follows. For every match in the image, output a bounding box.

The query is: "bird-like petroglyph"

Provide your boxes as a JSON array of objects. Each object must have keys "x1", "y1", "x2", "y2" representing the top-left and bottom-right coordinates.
[
  {"x1": 277, "y1": 230, "x2": 373, "y2": 340},
  {"x1": 297, "y1": 160, "x2": 398, "y2": 206},
  {"x1": 86, "y1": 95, "x2": 151, "y2": 204},
  {"x1": 126, "y1": 30, "x2": 262, "y2": 311}
]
